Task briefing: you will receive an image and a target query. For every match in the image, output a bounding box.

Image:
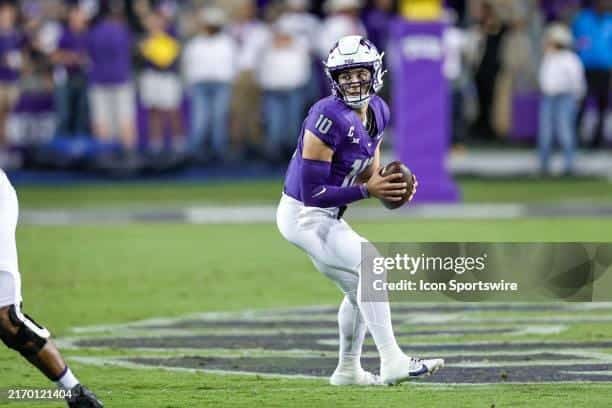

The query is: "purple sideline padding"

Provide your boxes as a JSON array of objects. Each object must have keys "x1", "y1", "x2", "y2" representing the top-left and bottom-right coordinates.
[
  {"x1": 511, "y1": 91, "x2": 539, "y2": 142},
  {"x1": 389, "y1": 18, "x2": 460, "y2": 202}
]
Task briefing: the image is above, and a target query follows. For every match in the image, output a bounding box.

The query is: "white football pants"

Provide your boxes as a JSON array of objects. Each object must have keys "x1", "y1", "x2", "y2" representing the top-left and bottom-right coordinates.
[
  {"x1": 0, "y1": 169, "x2": 22, "y2": 308},
  {"x1": 276, "y1": 193, "x2": 403, "y2": 369}
]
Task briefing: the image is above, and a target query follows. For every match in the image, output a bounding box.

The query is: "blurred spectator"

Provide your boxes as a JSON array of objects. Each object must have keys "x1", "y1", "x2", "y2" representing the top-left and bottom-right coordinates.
[
  {"x1": 183, "y1": 7, "x2": 236, "y2": 162},
  {"x1": 156, "y1": 0, "x2": 180, "y2": 22},
  {"x1": 51, "y1": 3, "x2": 90, "y2": 137},
  {"x1": 1, "y1": 0, "x2": 606, "y2": 172},
  {"x1": 573, "y1": 0, "x2": 612, "y2": 149},
  {"x1": 541, "y1": 0, "x2": 581, "y2": 23},
  {"x1": 0, "y1": 1, "x2": 24, "y2": 150},
  {"x1": 86, "y1": 0, "x2": 136, "y2": 150},
  {"x1": 228, "y1": 0, "x2": 268, "y2": 158},
  {"x1": 469, "y1": 0, "x2": 508, "y2": 140},
  {"x1": 4, "y1": 0, "x2": 57, "y2": 152},
  {"x1": 277, "y1": 0, "x2": 322, "y2": 105},
  {"x1": 447, "y1": 0, "x2": 467, "y2": 24},
  {"x1": 22, "y1": 0, "x2": 64, "y2": 56},
  {"x1": 257, "y1": 20, "x2": 310, "y2": 162},
  {"x1": 80, "y1": 0, "x2": 99, "y2": 21},
  {"x1": 362, "y1": 0, "x2": 394, "y2": 53},
  {"x1": 538, "y1": 23, "x2": 585, "y2": 175},
  {"x1": 277, "y1": 0, "x2": 321, "y2": 54},
  {"x1": 443, "y1": 8, "x2": 469, "y2": 146},
  {"x1": 318, "y1": 0, "x2": 366, "y2": 59},
  {"x1": 138, "y1": 9, "x2": 184, "y2": 153},
  {"x1": 494, "y1": 1, "x2": 538, "y2": 138}
]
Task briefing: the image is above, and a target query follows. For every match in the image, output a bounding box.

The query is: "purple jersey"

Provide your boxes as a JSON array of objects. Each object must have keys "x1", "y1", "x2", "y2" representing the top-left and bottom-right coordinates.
[
  {"x1": 283, "y1": 95, "x2": 390, "y2": 205},
  {"x1": 57, "y1": 25, "x2": 88, "y2": 76},
  {"x1": 86, "y1": 20, "x2": 133, "y2": 85},
  {"x1": 0, "y1": 30, "x2": 25, "y2": 83}
]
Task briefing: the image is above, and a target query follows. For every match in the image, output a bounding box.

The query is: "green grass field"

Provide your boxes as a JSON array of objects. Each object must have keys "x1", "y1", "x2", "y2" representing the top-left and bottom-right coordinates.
[{"x1": 1, "y1": 178, "x2": 612, "y2": 407}]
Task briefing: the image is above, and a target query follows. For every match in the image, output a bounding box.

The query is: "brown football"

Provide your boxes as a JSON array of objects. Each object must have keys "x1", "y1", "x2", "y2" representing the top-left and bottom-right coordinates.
[{"x1": 379, "y1": 161, "x2": 414, "y2": 210}]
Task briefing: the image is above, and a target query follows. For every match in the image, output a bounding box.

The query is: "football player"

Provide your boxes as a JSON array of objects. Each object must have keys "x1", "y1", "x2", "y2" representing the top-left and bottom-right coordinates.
[
  {"x1": 277, "y1": 35, "x2": 444, "y2": 385},
  {"x1": 0, "y1": 170, "x2": 103, "y2": 407}
]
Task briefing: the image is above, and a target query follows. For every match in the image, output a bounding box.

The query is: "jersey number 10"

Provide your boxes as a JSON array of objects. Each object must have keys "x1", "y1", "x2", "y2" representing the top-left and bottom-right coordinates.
[{"x1": 314, "y1": 114, "x2": 333, "y2": 134}]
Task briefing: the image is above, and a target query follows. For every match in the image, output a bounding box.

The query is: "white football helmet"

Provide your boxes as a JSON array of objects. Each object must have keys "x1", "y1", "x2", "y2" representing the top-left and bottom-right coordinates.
[{"x1": 324, "y1": 35, "x2": 386, "y2": 109}]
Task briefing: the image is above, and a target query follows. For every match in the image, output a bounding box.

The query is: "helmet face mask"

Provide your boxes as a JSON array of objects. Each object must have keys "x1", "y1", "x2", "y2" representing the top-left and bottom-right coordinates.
[{"x1": 324, "y1": 36, "x2": 385, "y2": 109}]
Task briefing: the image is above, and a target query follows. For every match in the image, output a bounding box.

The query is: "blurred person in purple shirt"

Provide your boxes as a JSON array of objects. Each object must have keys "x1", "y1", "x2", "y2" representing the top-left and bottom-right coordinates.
[
  {"x1": 51, "y1": 3, "x2": 90, "y2": 137},
  {"x1": 0, "y1": 1, "x2": 24, "y2": 150},
  {"x1": 362, "y1": 0, "x2": 395, "y2": 53},
  {"x1": 86, "y1": 0, "x2": 136, "y2": 150}
]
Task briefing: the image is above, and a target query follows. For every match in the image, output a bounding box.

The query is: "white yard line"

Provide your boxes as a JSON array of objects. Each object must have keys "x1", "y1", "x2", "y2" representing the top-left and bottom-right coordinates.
[{"x1": 18, "y1": 202, "x2": 612, "y2": 225}]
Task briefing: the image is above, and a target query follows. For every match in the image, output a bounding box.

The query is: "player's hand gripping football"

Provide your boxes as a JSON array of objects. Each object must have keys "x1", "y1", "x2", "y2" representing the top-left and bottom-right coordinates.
[{"x1": 365, "y1": 167, "x2": 410, "y2": 202}]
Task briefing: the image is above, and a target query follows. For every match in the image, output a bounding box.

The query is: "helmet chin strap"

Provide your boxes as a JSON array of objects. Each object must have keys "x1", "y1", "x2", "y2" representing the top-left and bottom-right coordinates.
[
  {"x1": 339, "y1": 80, "x2": 373, "y2": 109},
  {"x1": 344, "y1": 96, "x2": 370, "y2": 109}
]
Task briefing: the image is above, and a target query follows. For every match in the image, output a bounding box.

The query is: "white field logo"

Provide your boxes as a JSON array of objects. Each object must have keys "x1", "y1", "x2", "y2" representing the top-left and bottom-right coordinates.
[{"x1": 59, "y1": 303, "x2": 612, "y2": 384}]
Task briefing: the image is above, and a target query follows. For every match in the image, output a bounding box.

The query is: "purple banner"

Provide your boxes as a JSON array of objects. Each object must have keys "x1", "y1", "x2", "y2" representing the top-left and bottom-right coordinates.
[{"x1": 389, "y1": 19, "x2": 459, "y2": 203}]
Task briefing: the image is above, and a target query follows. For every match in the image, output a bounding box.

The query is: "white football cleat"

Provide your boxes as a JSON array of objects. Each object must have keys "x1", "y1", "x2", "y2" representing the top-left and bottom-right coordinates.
[
  {"x1": 381, "y1": 356, "x2": 444, "y2": 385},
  {"x1": 330, "y1": 368, "x2": 383, "y2": 386}
]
